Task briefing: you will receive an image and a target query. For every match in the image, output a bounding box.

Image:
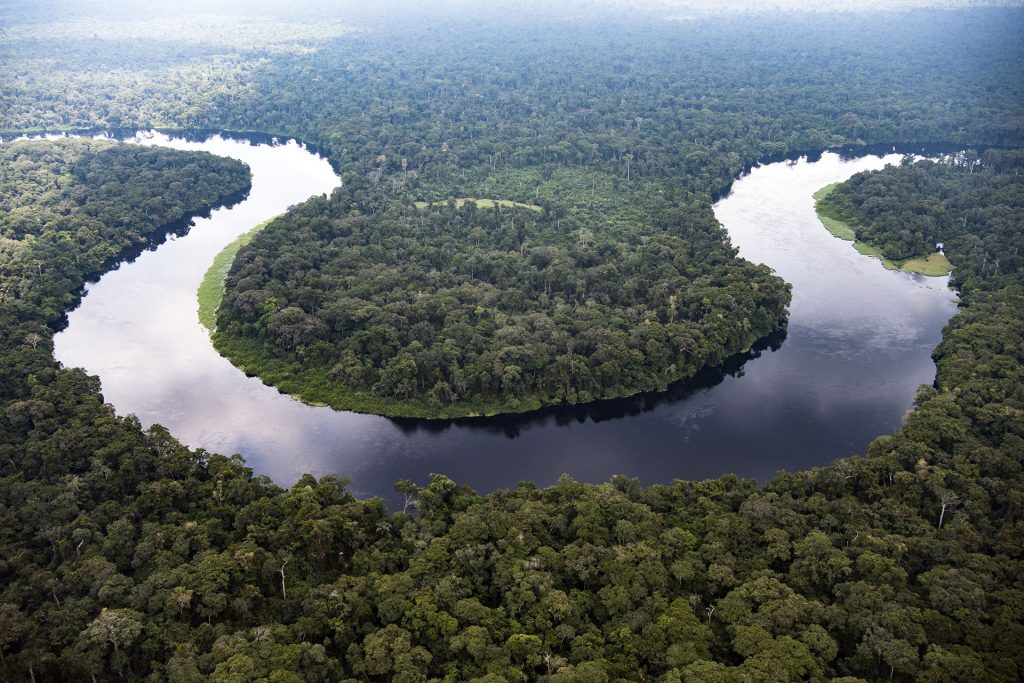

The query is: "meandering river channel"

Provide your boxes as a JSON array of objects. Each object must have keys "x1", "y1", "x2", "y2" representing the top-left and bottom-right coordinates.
[{"x1": 53, "y1": 132, "x2": 958, "y2": 500}]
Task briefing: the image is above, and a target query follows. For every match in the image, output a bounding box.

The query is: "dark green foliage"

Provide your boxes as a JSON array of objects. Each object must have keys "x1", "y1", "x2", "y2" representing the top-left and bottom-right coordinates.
[
  {"x1": 2, "y1": 138, "x2": 1023, "y2": 681},
  {"x1": 0, "y1": 139, "x2": 250, "y2": 400},
  {"x1": 4, "y1": 9, "x2": 1022, "y2": 191},
  {"x1": 188, "y1": 9, "x2": 1024, "y2": 417},
  {"x1": 1, "y1": 6, "x2": 1023, "y2": 682},
  {"x1": 214, "y1": 177, "x2": 789, "y2": 416}
]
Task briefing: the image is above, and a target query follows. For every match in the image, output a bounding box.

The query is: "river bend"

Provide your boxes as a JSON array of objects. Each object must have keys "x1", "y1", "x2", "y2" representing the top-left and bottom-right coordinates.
[{"x1": 53, "y1": 133, "x2": 957, "y2": 499}]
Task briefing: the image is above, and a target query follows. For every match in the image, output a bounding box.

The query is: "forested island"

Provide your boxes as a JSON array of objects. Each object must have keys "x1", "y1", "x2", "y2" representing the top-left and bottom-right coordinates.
[
  {"x1": 1, "y1": 1, "x2": 1023, "y2": 680},
  {"x1": 191, "y1": 7, "x2": 1017, "y2": 417}
]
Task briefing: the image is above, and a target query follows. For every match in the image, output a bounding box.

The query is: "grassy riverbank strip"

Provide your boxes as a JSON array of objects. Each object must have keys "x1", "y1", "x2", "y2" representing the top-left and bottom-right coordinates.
[
  {"x1": 813, "y1": 183, "x2": 952, "y2": 276},
  {"x1": 197, "y1": 216, "x2": 278, "y2": 332}
]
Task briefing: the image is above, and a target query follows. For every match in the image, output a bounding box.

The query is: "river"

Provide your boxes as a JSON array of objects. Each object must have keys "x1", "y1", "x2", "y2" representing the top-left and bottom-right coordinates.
[{"x1": 52, "y1": 132, "x2": 958, "y2": 500}]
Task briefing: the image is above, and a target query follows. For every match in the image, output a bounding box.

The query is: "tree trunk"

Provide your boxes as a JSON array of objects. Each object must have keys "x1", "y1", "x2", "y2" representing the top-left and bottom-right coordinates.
[{"x1": 279, "y1": 560, "x2": 289, "y2": 600}]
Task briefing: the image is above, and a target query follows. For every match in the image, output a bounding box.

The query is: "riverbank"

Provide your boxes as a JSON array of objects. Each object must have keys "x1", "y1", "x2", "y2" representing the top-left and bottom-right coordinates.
[
  {"x1": 197, "y1": 216, "x2": 278, "y2": 332},
  {"x1": 813, "y1": 183, "x2": 953, "y2": 277},
  {"x1": 210, "y1": 325, "x2": 771, "y2": 420},
  {"x1": 57, "y1": 143, "x2": 958, "y2": 496}
]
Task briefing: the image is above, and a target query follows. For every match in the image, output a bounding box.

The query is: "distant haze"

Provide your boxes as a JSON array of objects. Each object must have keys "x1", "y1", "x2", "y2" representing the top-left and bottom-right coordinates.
[{"x1": 5, "y1": 0, "x2": 1023, "y2": 25}]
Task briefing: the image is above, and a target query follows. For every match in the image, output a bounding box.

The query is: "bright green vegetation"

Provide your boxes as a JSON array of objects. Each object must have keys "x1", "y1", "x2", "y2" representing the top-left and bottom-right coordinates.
[
  {"x1": 3, "y1": 4, "x2": 1024, "y2": 681},
  {"x1": 900, "y1": 251, "x2": 955, "y2": 276},
  {"x1": 816, "y1": 181, "x2": 955, "y2": 276},
  {"x1": 849, "y1": 241, "x2": 955, "y2": 277},
  {"x1": 813, "y1": 183, "x2": 858, "y2": 240},
  {"x1": 413, "y1": 198, "x2": 542, "y2": 212},
  {"x1": 841, "y1": 235, "x2": 955, "y2": 276},
  {"x1": 197, "y1": 217, "x2": 277, "y2": 332}
]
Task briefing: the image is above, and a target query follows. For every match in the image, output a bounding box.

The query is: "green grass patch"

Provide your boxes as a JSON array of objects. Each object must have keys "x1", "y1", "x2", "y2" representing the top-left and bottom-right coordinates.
[
  {"x1": 811, "y1": 182, "x2": 837, "y2": 202},
  {"x1": 853, "y1": 242, "x2": 952, "y2": 276},
  {"x1": 813, "y1": 183, "x2": 857, "y2": 240},
  {"x1": 417, "y1": 166, "x2": 660, "y2": 242},
  {"x1": 851, "y1": 240, "x2": 899, "y2": 269},
  {"x1": 414, "y1": 197, "x2": 542, "y2": 212},
  {"x1": 898, "y1": 252, "x2": 954, "y2": 277},
  {"x1": 197, "y1": 216, "x2": 278, "y2": 332},
  {"x1": 818, "y1": 214, "x2": 857, "y2": 241},
  {"x1": 814, "y1": 183, "x2": 952, "y2": 277}
]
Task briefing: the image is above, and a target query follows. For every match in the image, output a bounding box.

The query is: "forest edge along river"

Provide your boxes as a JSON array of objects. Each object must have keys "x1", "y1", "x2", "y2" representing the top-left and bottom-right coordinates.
[{"x1": 49, "y1": 131, "x2": 958, "y2": 502}]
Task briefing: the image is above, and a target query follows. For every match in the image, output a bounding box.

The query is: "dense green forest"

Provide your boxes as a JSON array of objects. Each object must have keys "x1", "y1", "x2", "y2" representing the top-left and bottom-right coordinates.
[
  {"x1": 1, "y1": 3, "x2": 1024, "y2": 680},
  {"x1": 0, "y1": 139, "x2": 251, "y2": 400},
  {"x1": 3, "y1": 7, "x2": 1022, "y2": 201},
  {"x1": 818, "y1": 150, "x2": 1023, "y2": 268},
  {"x1": 1, "y1": 140, "x2": 1023, "y2": 680},
  {"x1": 213, "y1": 176, "x2": 789, "y2": 417},
  {"x1": 187, "y1": 7, "x2": 1020, "y2": 415}
]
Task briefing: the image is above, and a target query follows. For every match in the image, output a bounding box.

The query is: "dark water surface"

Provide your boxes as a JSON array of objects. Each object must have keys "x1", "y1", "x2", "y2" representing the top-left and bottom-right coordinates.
[{"x1": 53, "y1": 133, "x2": 958, "y2": 499}]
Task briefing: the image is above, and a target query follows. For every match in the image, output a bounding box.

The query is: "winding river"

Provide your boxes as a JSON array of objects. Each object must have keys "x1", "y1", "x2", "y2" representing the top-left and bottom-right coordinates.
[{"x1": 53, "y1": 132, "x2": 958, "y2": 500}]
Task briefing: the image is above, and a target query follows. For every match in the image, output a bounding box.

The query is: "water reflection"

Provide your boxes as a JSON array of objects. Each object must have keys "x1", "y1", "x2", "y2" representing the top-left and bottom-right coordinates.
[
  {"x1": 390, "y1": 330, "x2": 787, "y2": 438},
  {"x1": 53, "y1": 132, "x2": 958, "y2": 503}
]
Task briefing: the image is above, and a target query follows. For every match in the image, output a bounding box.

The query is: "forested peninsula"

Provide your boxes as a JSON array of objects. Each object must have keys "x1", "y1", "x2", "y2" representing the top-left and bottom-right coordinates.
[
  {"x1": 817, "y1": 152, "x2": 1021, "y2": 278},
  {"x1": 1, "y1": 4, "x2": 1023, "y2": 681},
  {"x1": 212, "y1": 178, "x2": 790, "y2": 417}
]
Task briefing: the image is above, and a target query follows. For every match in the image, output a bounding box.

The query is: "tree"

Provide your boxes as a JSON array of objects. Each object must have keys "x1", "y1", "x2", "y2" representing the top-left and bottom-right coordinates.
[
  {"x1": 394, "y1": 479, "x2": 420, "y2": 514},
  {"x1": 76, "y1": 608, "x2": 143, "y2": 677}
]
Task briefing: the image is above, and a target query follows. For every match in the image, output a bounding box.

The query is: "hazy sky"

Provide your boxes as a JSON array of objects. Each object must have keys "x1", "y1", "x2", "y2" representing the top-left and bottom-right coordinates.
[
  {"x1": 2, "y1": 0, "x2": 1020, "y2": 41},
  {"x1": 8, "y1": 0, "x2": 1023, "y2": 21}
]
